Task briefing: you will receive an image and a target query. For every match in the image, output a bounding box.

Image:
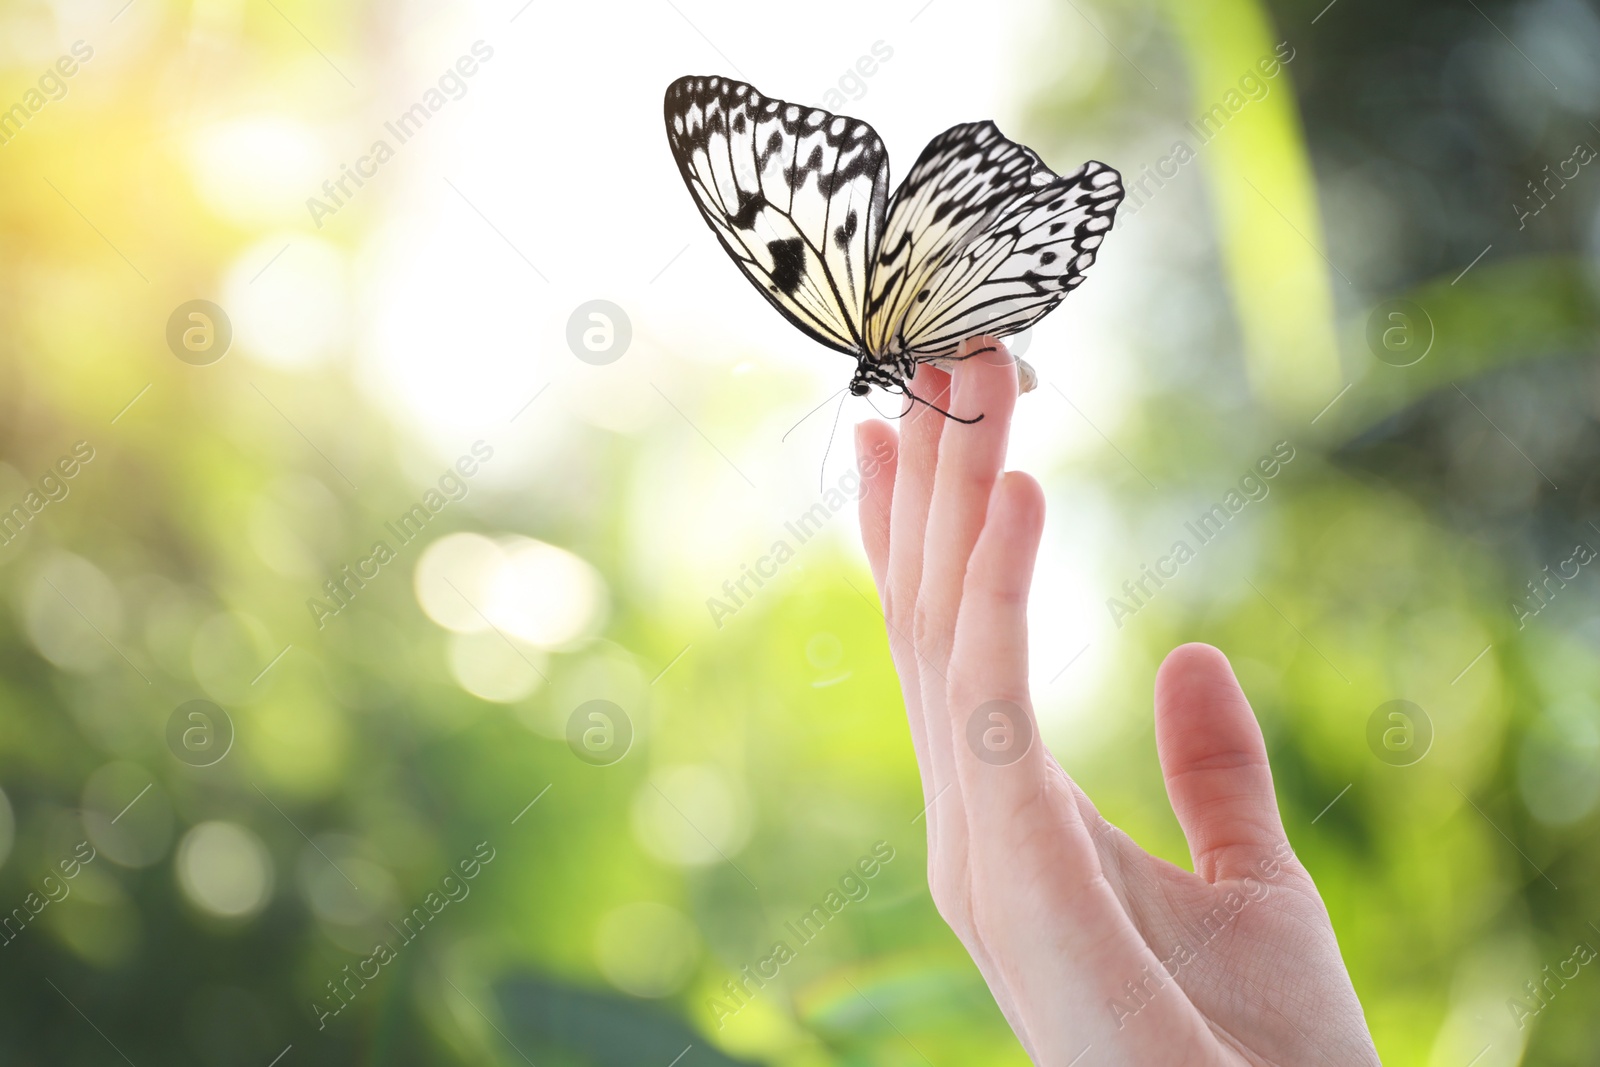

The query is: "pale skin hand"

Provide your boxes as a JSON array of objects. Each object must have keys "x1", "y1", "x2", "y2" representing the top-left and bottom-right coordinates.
[{"x1": 854, "y1": 341, "x2": 1381, "y2": 1066}]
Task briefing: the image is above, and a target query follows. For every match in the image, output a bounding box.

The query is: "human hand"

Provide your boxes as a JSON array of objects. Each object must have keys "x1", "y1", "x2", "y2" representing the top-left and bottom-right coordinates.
[{"x1": 853, "y1": 341, "x2": 1380, "y2": 1066}]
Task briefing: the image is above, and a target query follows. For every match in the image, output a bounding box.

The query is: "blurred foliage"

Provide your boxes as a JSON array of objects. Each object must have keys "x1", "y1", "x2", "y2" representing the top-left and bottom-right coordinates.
[{"x1": 3, "y1": 0, "x2": 1600, "y2": 1065}]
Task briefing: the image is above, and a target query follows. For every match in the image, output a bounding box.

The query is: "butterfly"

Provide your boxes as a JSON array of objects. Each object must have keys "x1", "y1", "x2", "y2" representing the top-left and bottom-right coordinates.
[{"x1": 663, "y1": 74, "x2": 1123, "y2": 421}]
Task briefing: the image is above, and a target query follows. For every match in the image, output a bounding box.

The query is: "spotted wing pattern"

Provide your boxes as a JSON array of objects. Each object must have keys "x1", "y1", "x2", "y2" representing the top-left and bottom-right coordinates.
[
  {"x1": 864, "y1": 122, "x2": 1123, "y2": 361},
  {"x1": 663, "y1": 75, "x2": 889, "y2": 355}
]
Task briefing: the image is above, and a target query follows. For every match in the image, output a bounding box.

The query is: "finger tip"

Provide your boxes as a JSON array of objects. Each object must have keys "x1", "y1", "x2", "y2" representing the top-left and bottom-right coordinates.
[
  {"x1": 1165, "y1": 640, "x2": 1228, "y2": 664},
  {"x1": 995, "y1": 469, "x2": 1046, "y2": 518},
  {"x1": 854, "y1": 418, "x2": 896, "y2": 455},
  {"x1": 911, "y1": 362, "x2": 952, "y2": 397},
  {"x1": 957, "y1": 338, "x2": 1011, "y2": 377},
  {"x1": 966, "y1": 334, "x2": 1010, "y2": 359},
  {"x1": 1157, "y1": 642, "x2": 1232, "y2": 683},
  {"x1": 953, "y1": 339, "x2": 1022, "y2": 417},
  {"x1": 1154, "y1": 644, "x2": 1252, "y2": 730},
  {"x1": 969, "y1": 337, "x2": 1017, "y2": 381}
]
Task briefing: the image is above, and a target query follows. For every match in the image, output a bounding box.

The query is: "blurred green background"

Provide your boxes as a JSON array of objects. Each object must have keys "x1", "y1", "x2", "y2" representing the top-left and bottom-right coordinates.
[{"x1": 3, "y1": 0, "x2": 1599, "y2": 1063}]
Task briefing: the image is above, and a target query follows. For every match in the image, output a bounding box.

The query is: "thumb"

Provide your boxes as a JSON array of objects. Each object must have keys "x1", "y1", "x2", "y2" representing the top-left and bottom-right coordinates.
[{"x1": 1153, "y1": 643, "x2": 1290, "y2": 883}]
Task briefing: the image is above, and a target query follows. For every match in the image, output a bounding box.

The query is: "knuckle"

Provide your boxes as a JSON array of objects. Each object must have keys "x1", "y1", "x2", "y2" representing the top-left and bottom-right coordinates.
[
  {"x1": 881, "y1": 583, "x2": 904, "y2": 623},
  {"x1": 911, "y1": 598, "x2": 944, "y2": 649}
]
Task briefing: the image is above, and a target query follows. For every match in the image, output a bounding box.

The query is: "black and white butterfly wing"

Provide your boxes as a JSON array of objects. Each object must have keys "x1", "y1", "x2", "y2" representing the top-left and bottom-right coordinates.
[
  {"x1": 663, "y1": 75, "x2": 889, "y2": 355},
  {"x1": 865, "y1": 122, "x2": 1123, "y2": 378}
]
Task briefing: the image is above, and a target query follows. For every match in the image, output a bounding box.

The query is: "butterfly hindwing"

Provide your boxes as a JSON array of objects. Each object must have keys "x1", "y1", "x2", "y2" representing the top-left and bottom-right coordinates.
[
  {"x1": 865, "y1": 121, "x2": 1123, "y2": 361},
  {"x1": 663, "y1": 75, "x2": 889, "y2": 355}
]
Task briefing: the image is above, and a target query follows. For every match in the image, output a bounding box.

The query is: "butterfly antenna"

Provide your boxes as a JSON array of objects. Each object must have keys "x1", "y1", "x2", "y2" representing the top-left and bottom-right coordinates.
[
  {"x1": 903, "y1": 385, "x2": 984, "y2": 425},
  {"x1": 862, "y1": 392, "x2": 906, "y2": 421},
  {"x1": 783, "y1": 387, "x2": 847, "y2": 443},
  {"x1": 853, "y1": 388, "x2": 904, "y2": 420},
  {"x1": 816, "y1": 388, "x2": 849, "y2": 493}
]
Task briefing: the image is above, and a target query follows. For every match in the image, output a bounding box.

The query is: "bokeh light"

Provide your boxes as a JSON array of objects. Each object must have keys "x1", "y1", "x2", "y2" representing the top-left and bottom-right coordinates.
[
  {"x1": 630, "y1": 765, "x2": 753, "y2": 867},
  {"x1": 594, "y1": 901, "x2": 703, "y2": 998},
  {"x1": 176, "y1": 821, "x2": 274, "y2": 920}
]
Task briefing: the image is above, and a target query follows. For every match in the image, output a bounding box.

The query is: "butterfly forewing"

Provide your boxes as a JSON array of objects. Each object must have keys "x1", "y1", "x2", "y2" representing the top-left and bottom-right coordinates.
[
  {"x1": 867, "y1": 122, "x2": 1123, "y2": 360},
  {"x1": 664, "y1": 75, "x2": 889, "y2": 355}
]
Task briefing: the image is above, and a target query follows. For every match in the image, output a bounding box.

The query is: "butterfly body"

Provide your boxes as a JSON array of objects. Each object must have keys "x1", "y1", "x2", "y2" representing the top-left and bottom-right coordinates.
[{"x1": 664, "y1": 74, "x2": 1122, "y2": 407}]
